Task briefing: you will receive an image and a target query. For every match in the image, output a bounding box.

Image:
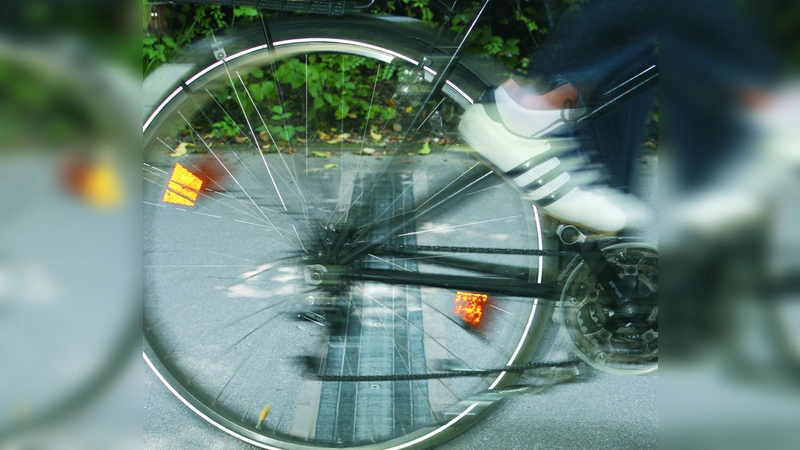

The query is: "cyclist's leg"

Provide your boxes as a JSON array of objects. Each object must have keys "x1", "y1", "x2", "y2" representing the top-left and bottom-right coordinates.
[
  {"x1": 519, "y1": 0, "x2": 658, "y2": 192},
  {"x1": 524, "y1": 0, "x2": 657, "y2": 95},
  {"x1": 459, "y1": 0, "x2": 657, "y2": 233},
  {"x1": 580, "y1": 86, "x2": 656, "y2": 193}
]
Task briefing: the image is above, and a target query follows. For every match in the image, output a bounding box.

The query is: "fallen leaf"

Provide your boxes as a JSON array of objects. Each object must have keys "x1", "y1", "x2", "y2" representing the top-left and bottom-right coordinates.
[
  {"x1": 405, "y1": 105, "x2": 413, "y2": 113},
  {"x1": 418, "y1": 142, "x2": 432, "y2": 155},
  {"x1": 361, "y1": 148, "x2": 376, "y2": 155},
  {"x1": 323, "y1": 163, "x2": 338, "y2": 169},
  {"x1": 170, "y1": 142, "x2": 194, "y2": 157},
  {"x1": 370, "y1": 131, "x2": 383, "y2": 142},
  {"x1": 311, "y1": 151, "x2": 332, "y2": 158}
]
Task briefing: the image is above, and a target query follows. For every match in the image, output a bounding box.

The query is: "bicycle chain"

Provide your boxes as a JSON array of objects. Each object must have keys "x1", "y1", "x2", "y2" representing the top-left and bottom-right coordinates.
[
  {"x1": 313, "y1": 360, "x2": 582, "y2": 382},
  {"x1": 376, "y1": 244, "x2": 574, "y2": 257}
]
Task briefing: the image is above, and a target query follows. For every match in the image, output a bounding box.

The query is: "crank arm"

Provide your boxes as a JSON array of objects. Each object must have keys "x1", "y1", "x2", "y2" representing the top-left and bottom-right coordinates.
[{"x1": 567, "y1": 239, "x2": 643, "y2": 317}]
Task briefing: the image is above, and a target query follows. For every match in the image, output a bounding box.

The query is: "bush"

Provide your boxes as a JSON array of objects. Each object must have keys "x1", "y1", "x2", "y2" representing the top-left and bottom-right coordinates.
[
  {"x1": 143, "y1": 2, "x2": 548, "y2": 143},
  {"x1": 143, "y1": 1, "x2": 657, "y2": 148}
]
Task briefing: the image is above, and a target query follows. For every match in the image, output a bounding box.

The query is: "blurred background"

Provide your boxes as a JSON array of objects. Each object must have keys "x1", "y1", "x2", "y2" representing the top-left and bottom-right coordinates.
[
  {"x1": 1, "y1": 0, "x2": 799, "y2": 448},
  {"x1": 660, "y1": 0, "x2": 800, "y2": 448},
  {"x1": 0, "y1": 0, "x2": 140, "y2": 448}
]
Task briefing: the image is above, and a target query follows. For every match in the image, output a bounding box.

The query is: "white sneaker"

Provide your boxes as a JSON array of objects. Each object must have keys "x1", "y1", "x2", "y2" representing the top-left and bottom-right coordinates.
[{"x1": 458, "y1": 100, "x2": 654, "y2": 233}]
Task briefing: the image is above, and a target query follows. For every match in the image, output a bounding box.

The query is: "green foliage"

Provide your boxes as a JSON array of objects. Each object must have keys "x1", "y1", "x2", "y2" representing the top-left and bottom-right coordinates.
[
  {"x1": 143, "y1": 1, "x2": 548, "y2": 142},
  {"x1": 143, "y1": 4, "x2": 259, "y2": 76},
  {"x1": 401, "y1": 0, "x2": 435, "y2": 23},
  {"x1": 449, "y1": 1, "x2": 541, "y2": 71},
  {"x1": 144, "y1": 1, "x2": 655, "y2": 148},
  {"x1": 266, "y1": 105, "x2": 305, "y2": 143},
  {"x1": 211, "y1": 115, "x2": 241, "y2": 139}
]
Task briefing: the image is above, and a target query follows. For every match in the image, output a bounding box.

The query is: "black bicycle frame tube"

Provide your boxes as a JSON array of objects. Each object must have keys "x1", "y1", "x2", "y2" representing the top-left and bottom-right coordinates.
[{"x1": 344, "y1": 269, "x2": 559, "y2": 298}]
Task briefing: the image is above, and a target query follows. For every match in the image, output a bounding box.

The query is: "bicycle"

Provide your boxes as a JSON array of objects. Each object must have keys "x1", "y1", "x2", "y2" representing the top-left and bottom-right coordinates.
[{"x1": 143, "y1": 1, "x2": 658, "y2": 448}]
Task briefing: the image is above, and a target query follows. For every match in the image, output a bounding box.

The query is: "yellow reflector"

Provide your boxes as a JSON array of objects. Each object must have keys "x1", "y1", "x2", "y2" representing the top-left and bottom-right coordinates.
[
  {"x1": 167, "y1": 181, "x2": 199, "y2": 202},
  {"x1": 162, "y1": 162, "x2": 203, "y2": 206},
  {"x1": 162, "y1": 189, "x2": 195, "y2": 207},
  {"x1": 453, "y1": 291, "x2": 489, "y2": 328},
  {"x1": 83, "y1": 162, "x2": 123, "y2": 208}
]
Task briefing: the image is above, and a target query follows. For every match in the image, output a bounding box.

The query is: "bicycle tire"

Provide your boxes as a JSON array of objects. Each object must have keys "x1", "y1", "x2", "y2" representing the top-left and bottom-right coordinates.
[{"x1": 143, "y1": 15, "x2": 550, "y2": 449}]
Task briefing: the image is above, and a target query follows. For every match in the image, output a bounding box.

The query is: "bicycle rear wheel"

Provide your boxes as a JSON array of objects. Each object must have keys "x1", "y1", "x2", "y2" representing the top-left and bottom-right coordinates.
[{"x1": 144, "y1": 16, "x2": 549, "y2": 449}]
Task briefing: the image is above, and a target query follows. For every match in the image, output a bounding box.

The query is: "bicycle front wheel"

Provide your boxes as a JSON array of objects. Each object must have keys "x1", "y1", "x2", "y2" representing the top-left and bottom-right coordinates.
[{"x1": 144, "y1": 16, "x2": 549, "y2": 449}]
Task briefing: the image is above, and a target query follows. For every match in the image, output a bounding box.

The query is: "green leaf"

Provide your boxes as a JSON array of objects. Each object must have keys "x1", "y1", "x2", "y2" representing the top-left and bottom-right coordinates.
[
  {"x1": 311, "y1": 151, "x2": 331, "y2": 158},
  {"x1": 162, "y1": 36, "x2": 178, "y2": 49},
  {"x1": 234, "y1": 6, "x2": 259, "y2": 18},
  {"x1": 417, "y1": 142, "x2": 431, "y2": 155},
  {"x1": 323, "y1": 163, "x2": 338, "y2": 169},
  {"x1": 249, "y1": 84, "x2": 264, "y2": 102}
]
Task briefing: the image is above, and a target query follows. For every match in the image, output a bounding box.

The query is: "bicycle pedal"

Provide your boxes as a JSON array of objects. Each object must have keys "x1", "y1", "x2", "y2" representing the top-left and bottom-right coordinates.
[{"x1": 555, "y1": 224, "x2": 616, "y2": 244}]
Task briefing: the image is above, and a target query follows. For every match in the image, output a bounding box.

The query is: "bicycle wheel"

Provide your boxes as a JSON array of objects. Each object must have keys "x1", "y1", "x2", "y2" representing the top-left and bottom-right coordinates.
[{"x1": 144, "y1": 16, "x2": 550, "y2": 449}]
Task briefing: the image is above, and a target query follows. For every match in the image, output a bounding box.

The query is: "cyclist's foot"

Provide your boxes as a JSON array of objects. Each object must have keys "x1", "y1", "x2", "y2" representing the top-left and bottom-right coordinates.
[
  {"x1": 458, "y1": 86, "x2": 654, "y2": 233},
  {"x1": 490, "y1": 79, "x2": 580, "y2": 137}
]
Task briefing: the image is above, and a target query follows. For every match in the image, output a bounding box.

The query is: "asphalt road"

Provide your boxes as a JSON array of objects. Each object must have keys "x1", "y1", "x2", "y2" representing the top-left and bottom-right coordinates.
[{"x1": 143, "y1": 151, "x2": 659, "y2": 450}]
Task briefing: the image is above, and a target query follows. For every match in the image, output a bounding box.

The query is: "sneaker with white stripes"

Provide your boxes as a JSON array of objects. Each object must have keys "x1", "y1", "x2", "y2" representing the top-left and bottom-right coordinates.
[{"x1": 458, "y1": 94, "x2": 654, "y2": 233}]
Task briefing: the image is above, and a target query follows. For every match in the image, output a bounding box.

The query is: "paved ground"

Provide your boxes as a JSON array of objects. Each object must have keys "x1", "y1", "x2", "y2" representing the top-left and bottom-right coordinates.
[
  {"x1": 145, "y1": 359, "x2": 657, "y2": 450},
  {"x1": 142, "y1": 150, "x2": 659, "y2": 449}
]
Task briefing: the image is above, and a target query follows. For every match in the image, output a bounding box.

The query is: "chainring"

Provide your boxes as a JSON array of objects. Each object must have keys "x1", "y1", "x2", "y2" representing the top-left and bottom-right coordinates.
[{"x1": 559, "y1": 242, "x2": 658, "y2": 375}]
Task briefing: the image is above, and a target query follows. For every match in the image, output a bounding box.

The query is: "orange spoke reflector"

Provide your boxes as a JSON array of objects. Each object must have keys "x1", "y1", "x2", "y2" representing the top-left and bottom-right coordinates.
[
  {"x1": 453, "y1": 292, "x2": 489, "y2": 328},
  {"x1": 162, "y1": 163, "x2": 203, "y2": 206}
]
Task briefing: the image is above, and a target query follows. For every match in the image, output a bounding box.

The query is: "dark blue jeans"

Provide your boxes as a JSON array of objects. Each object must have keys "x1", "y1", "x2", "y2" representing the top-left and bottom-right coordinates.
[{"x1": 523, "y1": 0, "x2": 658, "y2": 192}]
